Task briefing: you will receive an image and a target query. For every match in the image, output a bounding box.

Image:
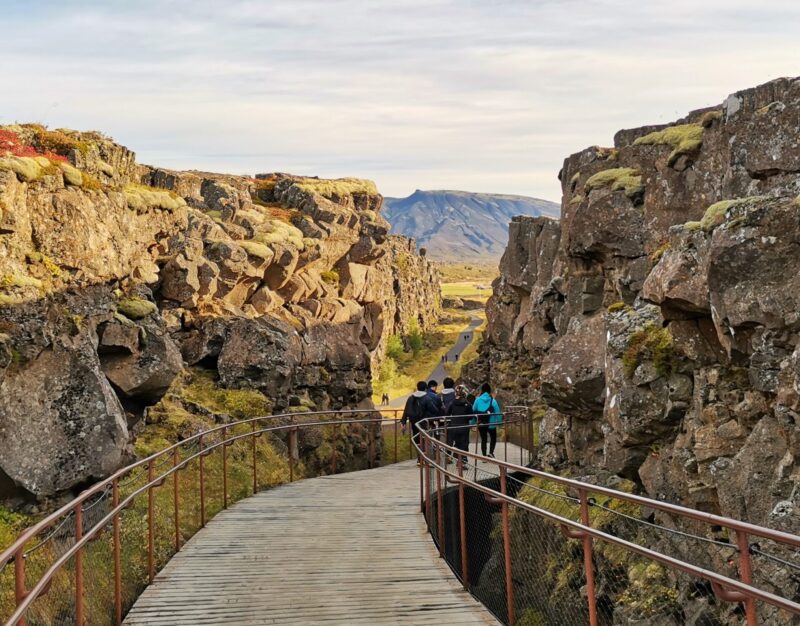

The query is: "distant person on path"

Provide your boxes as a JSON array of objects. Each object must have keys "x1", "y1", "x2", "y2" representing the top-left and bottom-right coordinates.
[
  {"x1": 472, "y1": 383, "x2": 501, "y2": 458},
  {"x1": 441, "y1": 377, "x2": 456, "y2": 414},
  {"x1": 401, "y1": 381, "x2": 430, "y2": 463},
  {"x1": 447, "y1": 384, "x2": 473, "y2": 464},
  {"x1": 381, "y1": 392, "x2": 389, "y2": 405}
]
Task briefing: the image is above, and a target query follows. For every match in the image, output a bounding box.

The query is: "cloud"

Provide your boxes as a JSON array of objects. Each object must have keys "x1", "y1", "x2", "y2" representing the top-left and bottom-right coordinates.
[{"x1": 1, "y1": 0, "x2": 799, "y2": 200}]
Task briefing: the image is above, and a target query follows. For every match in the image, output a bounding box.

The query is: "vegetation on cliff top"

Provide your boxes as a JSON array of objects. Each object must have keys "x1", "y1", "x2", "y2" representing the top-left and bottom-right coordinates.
[
  {"x1": 585, "y1": 167, "x2": 644, "y2": 200},
  {"x1": 294, "y1": 177, "x2": 378, "y2": 198},
  {"x1": 633, "y1": 123, "x2": 704, "y2": 166}
]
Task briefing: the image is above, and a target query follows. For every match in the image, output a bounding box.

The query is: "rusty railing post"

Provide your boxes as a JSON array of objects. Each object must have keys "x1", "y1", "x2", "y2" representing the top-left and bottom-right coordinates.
[
  {"x1": 394, "y1": 413, "x2": 398, "y2": 464},
  {"x1": 504, "y1": 415, "x2": 509, "y2": 461},
  {"x1": 500, "y1": 466, "x2": 515, "y2": 626},
  {"x1": 518, "y1": 418, "x2": 523, "y2": 465},
  {"x1": 173, "y1": 447, "x2": 181, "y2": 552},
  {"x1": 252, "y1": 422, "x2": 258, "y2": 494},
  {"x1": 419, "y1": 435, "x2": 425, "y2": 513},
  {"x1": 736, "y1": 530, "x2": 758, "y2": 626},
  {"x1": 580, "y1": 489, "x2": 599, "y2": 626},
  {"x1": 14, "y1": 548, "x2": 26, "y2": 626},
  {"x1": 198, "y1": 435, "x2": 206, "y2": 528},
  {"x1": 75, "y1": 502, "x2": 84, "y2": 626},
  {"x1": 148, "y1": 460, "x2": 155, "y2": 583},
  {"x1": 289, "y1": 426, "x2": 296, "y2": 482},
  {"x1": 222, "y1": 426, "x2": 228, "y2": 509},
  {"x1": 368, "y1": 422, "x2": 375, "y2": 469},
  {"x1": 424, "y1": 437, "x2": 432, "y2": 528},
  {"x1": 458, "y1": 457, "x2": 469, "y2": 590},
  {"x1": 112, "y1": 478, "x2": 122, "y2": 626},
  {"x1": 331, "y1": 421, "x2": 338, "y2": 475},
  {"x1": 436, "y1": 443, "x2": 444, "y2": 558}
]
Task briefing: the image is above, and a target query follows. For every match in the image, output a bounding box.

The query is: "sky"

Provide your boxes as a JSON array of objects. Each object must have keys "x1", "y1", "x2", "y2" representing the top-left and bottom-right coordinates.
[{"x1": 1, "y1": 1, "x2": 799, "y2": 202}]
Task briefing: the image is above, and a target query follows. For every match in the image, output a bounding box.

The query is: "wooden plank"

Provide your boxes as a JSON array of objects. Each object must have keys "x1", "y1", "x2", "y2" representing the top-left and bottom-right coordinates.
[{"x1": 124, "y1": 457, "x2": 510, "y2": 625}]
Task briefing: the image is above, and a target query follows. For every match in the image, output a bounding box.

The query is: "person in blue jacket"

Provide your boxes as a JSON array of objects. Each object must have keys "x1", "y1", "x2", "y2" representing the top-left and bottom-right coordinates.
[{"x1": 472, "y1": 383, "x2": 501, "y2": 458}]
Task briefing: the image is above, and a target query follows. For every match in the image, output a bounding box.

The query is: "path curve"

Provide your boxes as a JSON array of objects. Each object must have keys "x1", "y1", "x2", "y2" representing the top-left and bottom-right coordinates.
[
  {"x1": 124, "y1": 461, "x2": 498, "y2": 625},
  {"x1": 387, "y1": 313, "x2": 483, "y2": 410}
]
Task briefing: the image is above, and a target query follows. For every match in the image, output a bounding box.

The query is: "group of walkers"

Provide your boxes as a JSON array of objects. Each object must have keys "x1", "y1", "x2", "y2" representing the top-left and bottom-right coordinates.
[{"x1": 399, "y1": 377, "x2": 501, "y2": 466}]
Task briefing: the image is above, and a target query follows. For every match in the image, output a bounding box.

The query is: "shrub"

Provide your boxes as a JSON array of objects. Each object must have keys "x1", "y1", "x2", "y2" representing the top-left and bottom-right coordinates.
[
  {"x1": 81, "y1": 172, "x2": 102, "y2": 191},
  {"x1": 26, "y1": 125, "x2": 91, "y2": 157},
  {"x1": 633, "y1": 123, "x2": 704, "y2": 166},
  {"x1": 407, "y1": 318, "x2": 424, "y2": 356},
  {"x1": 0, "y1": 128, "x2": 68, "y2": 162},
  {"x1": 386, "y1": 334, "x2": 404, "y2": 360}
]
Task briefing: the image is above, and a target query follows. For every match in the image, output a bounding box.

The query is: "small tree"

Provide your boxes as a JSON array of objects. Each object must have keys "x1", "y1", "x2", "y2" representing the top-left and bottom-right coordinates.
[
  {"x1": 386, "y1": 334, "x2": 404, "y2": 360},
  {"x1": 407, "y1": 319, "x2": 424, "y2": 356}
]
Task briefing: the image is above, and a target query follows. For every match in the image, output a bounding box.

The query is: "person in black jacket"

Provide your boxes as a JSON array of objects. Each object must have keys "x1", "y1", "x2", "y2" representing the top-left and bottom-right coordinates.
[
  {"x1": 446, "y1": 385, "x2": 473, "y2": 464},
  {"x1": 441, "y1": 377, "x2": 456, "y2": 414},
  {"x1": 402, "y1": 381, "x2": 429, "y2": 464},
  {"x1": 425, "y1": 380, "x2": 444, "y2": 422}
]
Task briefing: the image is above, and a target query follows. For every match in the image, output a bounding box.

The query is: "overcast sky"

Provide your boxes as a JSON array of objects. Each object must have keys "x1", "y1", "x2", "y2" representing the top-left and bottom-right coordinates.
[{"x1": 1, "y1": 1, "x2": 799, "y2": 201}]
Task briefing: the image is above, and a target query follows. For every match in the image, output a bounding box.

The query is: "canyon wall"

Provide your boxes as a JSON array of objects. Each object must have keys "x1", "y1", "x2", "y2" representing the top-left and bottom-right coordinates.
[
  {"x1": 469, "y1": 77, "x2": 800, "y2": 533},
  {"x1": 0, "y1": 125, "x2": 440, "y2": 501}
]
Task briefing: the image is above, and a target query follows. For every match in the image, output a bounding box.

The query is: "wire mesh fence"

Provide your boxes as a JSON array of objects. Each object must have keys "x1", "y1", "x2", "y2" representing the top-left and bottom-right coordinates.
[
  {"x1": 0, "y1": 410, "x2": 392, "y2": 626},
  {"x1": 417, "y1": 415, "x2": 800, "y2": 626}
]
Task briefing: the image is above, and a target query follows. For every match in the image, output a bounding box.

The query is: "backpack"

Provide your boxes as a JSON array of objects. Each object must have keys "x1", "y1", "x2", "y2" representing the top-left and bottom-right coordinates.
[{"x1": 408, "y1": 395, "x2": 425, "y2": 421}]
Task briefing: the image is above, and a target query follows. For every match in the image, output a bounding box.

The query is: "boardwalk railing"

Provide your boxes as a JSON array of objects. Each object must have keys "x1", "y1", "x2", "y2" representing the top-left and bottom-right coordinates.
[
  {"x1": 0, "y1": 405, "x2": 536, "y2": 626},
  {"x1": 416, "y1": 417, "x2": 800, "y2": 626}
]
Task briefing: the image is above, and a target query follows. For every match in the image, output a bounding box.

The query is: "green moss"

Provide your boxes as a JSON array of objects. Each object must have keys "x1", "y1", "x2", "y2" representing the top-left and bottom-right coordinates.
[
  {"x1": 585, "y1": 167, "x2": 644, "y2": 199},
  {"x1": 700, "y1": 110, "x2": 722, "y2": 128},
  {"x1": 0, "y1": 506, "x2": 30, "y2": 553},
  {"x1": 1, "y1": 273, "x2": 43, "y2": 290},
  {"x1": 239, "y1": 240, "x2": 275, "y2": 260},
  {"x1": 633, "y1": 123, "x2": 704, "y2": 166},
  {"x1": 569, "y1": 193, "x2": 584, "y2": 206},
  {"x1": 607, "y1": 301, "x2": 626, "y2": 313},
  {"x1": 361, "y1": 209, "x2": 377, "y2": 222},
  {"x1": 622, "y1": 322, "x2": 675, "y2": 378},
  {"x1": 26, "y1": 251, "x2": 61, "y2": 277},
  {"x1": 206, "y1": 209, "x2": 222, "y2": 220},
  {"x1": 58, "y1": 162, "x2": 83, "y2": 186},
  {"x1": 0, "y1": 156, "x2": 43, "y2": 182},
  {"x1": 320, "y1": 270, "x2": 339, "y2": 285},
  {"x1": 698, "y1": 196, "x2": 765, "y2": 232},
  {"x1": 117, "y1": 297, "x2": 157, "y2": 320},
  {"x1": 182, "y1": 369, "x2": 272, "y2": 420},
  {"x1": 293, "y1": 177, "x2": 378, "y2": 198},
  {"x1": 124, "y1": 184, "x2": 185, "y2": 213},
  {"x1": 253, "y1": 219, "x2": 305, "y2": 249},
  {"x1": 618, "y1": 561, "x2": 681, "y2": 617},
  {"x1": 684, "y1": 220, "x2": 702, "y2": 231}
]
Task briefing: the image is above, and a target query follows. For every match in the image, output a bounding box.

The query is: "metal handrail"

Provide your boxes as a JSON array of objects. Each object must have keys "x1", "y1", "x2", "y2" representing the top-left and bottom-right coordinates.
[
  {"x1": 2, "y1": 408, "x2": 405, "y2": 626},
  {"x1": 414, "y1": 418, "x2": 800, "y2": 626}
]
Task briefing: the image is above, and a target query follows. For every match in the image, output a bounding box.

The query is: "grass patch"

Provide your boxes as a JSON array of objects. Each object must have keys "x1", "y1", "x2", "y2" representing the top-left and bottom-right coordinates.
[
  {"x1": 585, "y1": 167, "x2": 644, "y2": 200},
  {"x1": 293, "y1": 177, "x2": 378, "y2": 198},
  {"x1": 437, "y1": 262, "x2": 498, "y2": 284},
  {"x1": 633, "y1": 123, "x2": 704, "y2": 166},
  {"x1": 441, "y1": 281, "x2": 492, "y2": 300}
]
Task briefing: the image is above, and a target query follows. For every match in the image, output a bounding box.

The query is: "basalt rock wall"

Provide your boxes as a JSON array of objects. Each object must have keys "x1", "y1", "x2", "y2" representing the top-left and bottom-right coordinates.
[
  {"x1": 0, "y1": 125, "x2": 440, "y2": 501},
  {"x1": 469, "y1": 77, "x2": 800, "y2": 535}
]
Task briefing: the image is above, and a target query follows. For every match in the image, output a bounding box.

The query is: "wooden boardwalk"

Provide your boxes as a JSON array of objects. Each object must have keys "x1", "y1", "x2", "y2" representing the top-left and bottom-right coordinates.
[{"x1": 124, "y1": 459, "x2": 501, "y2": 625}]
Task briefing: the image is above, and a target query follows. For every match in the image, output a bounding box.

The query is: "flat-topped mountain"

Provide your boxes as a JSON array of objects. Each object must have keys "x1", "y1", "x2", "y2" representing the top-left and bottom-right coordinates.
[{"x1": 383, "y1": 189, "x2": 559, "y2": 260}]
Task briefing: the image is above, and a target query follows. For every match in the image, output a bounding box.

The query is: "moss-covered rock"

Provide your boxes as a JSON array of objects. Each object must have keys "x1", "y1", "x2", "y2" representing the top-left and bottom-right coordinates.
[
  {"x1": 585, "y1": 167, "x2": 644, "y2": 200},
  {"x1": 124, "y1": 184, "x2": 186, "y2": 213},
  {"x1": 622, "y1": 322, "x2": 674, "y2": 378},
  {"x1": 117, "y1": 297, "x2": 157, "y2": 320},
  {"x1": 633, "y1": 122, "x2": 704, "y2": 166}
]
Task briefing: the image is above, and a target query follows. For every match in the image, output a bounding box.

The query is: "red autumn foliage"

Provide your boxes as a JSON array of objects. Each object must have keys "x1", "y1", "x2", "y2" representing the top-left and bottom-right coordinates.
[{"x1": 0, "y1": 129, "x2": 68, "y2": 162}]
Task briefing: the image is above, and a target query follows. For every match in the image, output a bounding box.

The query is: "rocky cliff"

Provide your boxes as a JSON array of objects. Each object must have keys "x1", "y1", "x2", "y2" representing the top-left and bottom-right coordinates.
[
  {"x1": 0, "y1": 124, "x2": 440, "y2": 502},
  {"x1": 468, "y1": 77, "x2": 800, "y2": 534}
]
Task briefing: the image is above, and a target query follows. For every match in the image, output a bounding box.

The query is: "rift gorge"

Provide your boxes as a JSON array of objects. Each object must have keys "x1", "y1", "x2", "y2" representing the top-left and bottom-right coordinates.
[{"x1": 2, "y1": 76, "x2": 800, "y2": 626}]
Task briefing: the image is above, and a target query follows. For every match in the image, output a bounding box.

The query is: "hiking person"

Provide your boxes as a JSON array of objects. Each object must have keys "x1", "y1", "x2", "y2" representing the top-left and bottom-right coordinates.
[
  {"x1": 441, "y1": 377, "x2": 456, "y2": 414},
  {"x1": 426, "y1": 379, "x2": 444, "y2": 427},
  {"x1": 472, "y1": 383, "x2": 501, "y2": 458},
  {"x1": 401, "y1": 381, "x2": 429, "y2": 463},
  {"x1": 447, "y1": 384, "x2": 473, "y2": 464}
]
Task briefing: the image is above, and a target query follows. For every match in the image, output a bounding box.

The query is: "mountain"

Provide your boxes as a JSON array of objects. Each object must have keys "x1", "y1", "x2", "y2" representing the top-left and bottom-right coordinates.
[{"x1": 382, "y1": 190, "x2": 560, "y2": 261}]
